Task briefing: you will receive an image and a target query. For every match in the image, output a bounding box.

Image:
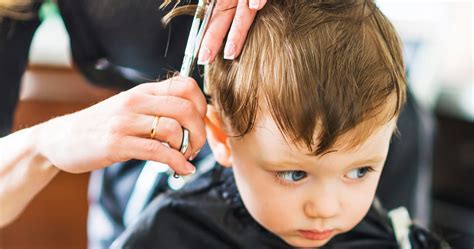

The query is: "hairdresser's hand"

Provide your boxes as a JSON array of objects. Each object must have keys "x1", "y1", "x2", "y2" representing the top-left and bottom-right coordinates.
[
  {"x1": 198, "y1": 0, "x2": 267, "y2": 64},
  {"x1": 35, "y1": 76, "x2": 207, "y2": 175}
]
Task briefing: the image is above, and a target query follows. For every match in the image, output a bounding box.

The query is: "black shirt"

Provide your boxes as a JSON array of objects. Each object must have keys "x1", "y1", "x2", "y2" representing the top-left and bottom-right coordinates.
[{"x1": 111, "y1": 164, "x2": 442, "y2": 249}]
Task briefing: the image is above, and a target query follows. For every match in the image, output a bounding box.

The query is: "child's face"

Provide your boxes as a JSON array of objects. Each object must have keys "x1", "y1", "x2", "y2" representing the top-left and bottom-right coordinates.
[{"x1": 206, "y1": 109, "x2": 397, "y2": 248}]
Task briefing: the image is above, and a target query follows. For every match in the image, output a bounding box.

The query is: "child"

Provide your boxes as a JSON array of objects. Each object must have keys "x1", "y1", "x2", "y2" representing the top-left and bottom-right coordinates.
[{"x1": 112, "y1": 0, "x2": 444, "y2": 248}]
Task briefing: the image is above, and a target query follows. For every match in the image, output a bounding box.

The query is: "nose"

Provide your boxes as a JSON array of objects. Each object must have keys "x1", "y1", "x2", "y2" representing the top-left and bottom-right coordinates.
[{"x1": 303, "y1": 188, "x2": 341, "y2": 219}]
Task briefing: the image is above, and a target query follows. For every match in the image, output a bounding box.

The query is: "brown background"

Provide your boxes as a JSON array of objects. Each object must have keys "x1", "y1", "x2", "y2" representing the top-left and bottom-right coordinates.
[{"x1": 0, "y1": 67, "x2": 117, "y2": 249}]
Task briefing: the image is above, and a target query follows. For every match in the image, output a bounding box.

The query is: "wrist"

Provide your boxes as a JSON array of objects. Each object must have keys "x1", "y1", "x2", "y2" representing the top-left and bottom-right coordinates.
[
  {"x1": 0, "y1": 125, "x2": 60, "y2": 227},
  {"x1": 29, "y1": 123, "x2": 60, "y2": 173}
]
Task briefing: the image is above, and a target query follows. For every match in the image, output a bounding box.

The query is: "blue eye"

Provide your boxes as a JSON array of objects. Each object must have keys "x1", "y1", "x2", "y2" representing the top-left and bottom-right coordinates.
[
  {"x1": 346, "y1": 167, "x2": 374, "y2": 179},
  {"x1": 277, "y1": 170, "x2": 307, "y2": 182}
]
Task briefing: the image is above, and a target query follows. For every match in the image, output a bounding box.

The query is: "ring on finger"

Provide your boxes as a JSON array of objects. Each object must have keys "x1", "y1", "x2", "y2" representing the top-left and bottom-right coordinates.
[
  {"x1": 179, "y1": 127, "x2": 190, "y2": 155},
  {"x1": 150, "y1": 116, "x2": 160, "y2": 139},
  {"x1": 173, "y1": 128, "x2": 190, "y2": 179}
]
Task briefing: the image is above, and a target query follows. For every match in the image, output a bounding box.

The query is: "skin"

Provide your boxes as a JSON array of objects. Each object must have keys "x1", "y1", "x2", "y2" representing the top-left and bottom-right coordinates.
[
  {"x1": 0, "y1": 76, "x2": 206, "y2": 227},
  {"x1": 206, "y1": 106, "x2": 397, "y2": 248},
  {"x1": 198, "y1": 0, "x2": 268, "y2": 64},
  {"x1": 0, "y1": 1, "x2": 267, "y2": 227}
]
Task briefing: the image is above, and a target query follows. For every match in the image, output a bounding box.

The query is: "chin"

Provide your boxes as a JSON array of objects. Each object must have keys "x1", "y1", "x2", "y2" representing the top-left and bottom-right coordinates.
[{"x1": 281, "y1": 235, "x2": 334, "y2": 249}]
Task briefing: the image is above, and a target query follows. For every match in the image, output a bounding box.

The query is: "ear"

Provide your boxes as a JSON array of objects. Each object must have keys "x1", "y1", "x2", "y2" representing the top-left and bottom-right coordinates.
[{"x1": 205, "y1": 105, "x2": 233, "y2": 167}]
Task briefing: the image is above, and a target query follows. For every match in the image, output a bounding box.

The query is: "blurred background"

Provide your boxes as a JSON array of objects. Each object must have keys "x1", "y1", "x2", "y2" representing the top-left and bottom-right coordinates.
[
  {"x1": 0, "y1": 0, "x2": 472, "y2": 248},
  {"x1": 378, "y1": 1, "x2": 473, "y2": 248}
]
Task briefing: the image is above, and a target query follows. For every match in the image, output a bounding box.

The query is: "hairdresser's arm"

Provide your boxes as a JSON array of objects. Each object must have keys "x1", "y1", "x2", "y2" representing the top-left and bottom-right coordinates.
[
  {"x1": 0, "y1": 76, "x2": 206, "y2": 228},
  {"x1": 198, "y1": 0, "x2": 267, "y2": 63},
  {"x1": 0, "y1": 127, "x2": 59, "y2": 227}
]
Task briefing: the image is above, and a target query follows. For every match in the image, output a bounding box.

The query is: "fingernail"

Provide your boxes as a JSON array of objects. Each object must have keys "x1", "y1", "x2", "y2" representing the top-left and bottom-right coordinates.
[
  {"x1": 224, "y1": 42, "x2": 236, "y2": 60},
  {"x1": 185, "y1": 162, "x2": 196, "y2": 174},
  {"x1": 198, "y1": 46, "x2": 211, "y2": 65},
  {"x1": 189, "y1": 149, "x2": 201, "y2": 161},
  {"x1": 193, "y1": 149, "x2": 202, "y2": 158},
  {"x1": 249, "y1": 0, "x2": 260, "y2": 10}
]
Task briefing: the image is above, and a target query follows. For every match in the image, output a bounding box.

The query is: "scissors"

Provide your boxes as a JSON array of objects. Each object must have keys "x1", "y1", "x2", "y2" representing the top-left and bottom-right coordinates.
[
  {"x1": 180, "y1": 0, "x2": 216, "y2": 78},
  {"x1": 123, "y1": 1, "x2": 217, "y2": 224},
  {"x1": 172, "y1": 0, "x2": 215, "y2": 179}
]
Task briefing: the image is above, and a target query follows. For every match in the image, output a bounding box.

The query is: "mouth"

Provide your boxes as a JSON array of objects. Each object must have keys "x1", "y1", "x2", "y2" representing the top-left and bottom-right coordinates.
[{"x1": 298, "y1": 229, "x2": 334, "y2": 241}]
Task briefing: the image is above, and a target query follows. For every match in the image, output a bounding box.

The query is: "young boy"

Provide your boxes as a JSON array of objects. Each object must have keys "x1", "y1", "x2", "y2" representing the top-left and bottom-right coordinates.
[{"x1": 112, "y1": 0, "x2": 443, "y2": 248}]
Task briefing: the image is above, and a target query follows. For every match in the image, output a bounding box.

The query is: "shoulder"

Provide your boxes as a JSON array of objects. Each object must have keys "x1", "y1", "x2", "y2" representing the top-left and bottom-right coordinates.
[{"x1": 111, "y1": 166, "x2": 290, "y2": 249}]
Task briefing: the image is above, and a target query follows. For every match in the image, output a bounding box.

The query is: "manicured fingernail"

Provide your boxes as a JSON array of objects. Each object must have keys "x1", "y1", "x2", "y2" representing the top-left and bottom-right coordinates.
[
  {"x1": 185, "y1": 162, "x2": 196, "y2": 174},
  {"x1": 198, "y1": 46, "x2": 211, "y2": 65},
  {"x1": 189, "y1": 149, "x2": 201, "y2": 161},
  {"x1": 249, "y1": 0, "x2": 260, "y2": 10},
  {"x1": 194, "y1": 149, "x2": 201, "y2": 157},
  {"x1": 224, "y1": 42, "x2": 236, "y2": 60}
]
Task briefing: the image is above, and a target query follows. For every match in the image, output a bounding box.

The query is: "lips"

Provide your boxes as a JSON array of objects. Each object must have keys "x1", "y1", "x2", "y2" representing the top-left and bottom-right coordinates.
[{"x1": 298, "y1": 229, "x2": 334, "y2": 240}]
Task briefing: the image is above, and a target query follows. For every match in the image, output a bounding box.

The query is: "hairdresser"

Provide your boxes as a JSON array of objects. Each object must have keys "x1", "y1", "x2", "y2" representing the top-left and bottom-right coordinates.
[
  {"x1": 0, "y1": 0, "x2": 434, "y2": 248},
  {"x1": 0, "y1": 0, "x2": 267, "y2": 232}
]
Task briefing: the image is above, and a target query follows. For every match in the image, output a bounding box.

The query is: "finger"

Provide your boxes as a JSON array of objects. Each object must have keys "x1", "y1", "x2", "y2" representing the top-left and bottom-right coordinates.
[
  {"x1": 128, "y1": 94, "x2": 207, "y2": 157},
  {"x1": 198, "y1": 1, "x2": 237, "y2": 65},
  {"x1": 223, "y1": 0, "x2": 258, "y2": 60},
  {"x1": 125, "y1": 115, "x2": 184, "y2": 150},
  {"x1": 249, "y1": 0, "x2": 267, "y2": 10},
  {"x1": 152, "y1": 117, "x2": 184, "y2": 151},
  {"x1": 122, "y1": 136, "x2": 196, "y2": 175},
  {"x1": 134, "y1": 77, "x2": 207, "y2": 118}
]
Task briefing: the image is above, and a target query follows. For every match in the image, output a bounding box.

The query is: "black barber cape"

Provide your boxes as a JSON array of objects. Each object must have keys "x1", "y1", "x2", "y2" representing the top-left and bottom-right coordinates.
[{"x1": 111, "y1": 165, "x2": 443, "y2": 249}]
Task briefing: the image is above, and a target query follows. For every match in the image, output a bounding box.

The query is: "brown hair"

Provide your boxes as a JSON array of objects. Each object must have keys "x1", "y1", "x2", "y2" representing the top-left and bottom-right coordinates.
[
  {"x1": 205, "y1": 0, "x2": 406, "y2": 155},
  {"x1": 164, "y1": 0, "x2": 406, "y2": 155}
]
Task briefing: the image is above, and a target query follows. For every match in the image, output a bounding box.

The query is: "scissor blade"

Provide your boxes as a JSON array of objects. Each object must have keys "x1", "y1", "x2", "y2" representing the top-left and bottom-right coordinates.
[{"x1": 180, "y1": 0, "x2": 215, "y2": 77}]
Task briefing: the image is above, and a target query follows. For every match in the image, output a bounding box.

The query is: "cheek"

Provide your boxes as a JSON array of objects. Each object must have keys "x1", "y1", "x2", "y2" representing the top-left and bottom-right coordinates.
[
  {"x1": 340, "y1": 175, "x2": 381, "y2": 231},
  {"x1": 231, "y1": 155, "x2": 300, "y2": 234}
]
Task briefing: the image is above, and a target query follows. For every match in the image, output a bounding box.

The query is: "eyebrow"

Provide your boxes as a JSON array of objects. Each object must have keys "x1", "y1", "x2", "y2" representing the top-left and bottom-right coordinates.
[
  {"x1": 347, "y1": 156, "x2": 385, "y2": 168},
  {"x1": 258, "y1": 159, "x2": 300, "y2": 170},
  {"x1": 258, "y1": 155, "x2": 386, "y2": 170}
]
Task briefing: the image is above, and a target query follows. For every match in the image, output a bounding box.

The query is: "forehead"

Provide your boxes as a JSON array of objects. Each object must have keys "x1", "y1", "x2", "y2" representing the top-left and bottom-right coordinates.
[{"x1": 234, "y1": 114, "x2": 397, "y2": 166}]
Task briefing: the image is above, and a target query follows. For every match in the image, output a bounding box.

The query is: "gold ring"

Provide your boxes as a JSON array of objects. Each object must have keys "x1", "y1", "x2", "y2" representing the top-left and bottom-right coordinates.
[{"x1": 150, "y1": 116, "x2": 160, "y2": 139}]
